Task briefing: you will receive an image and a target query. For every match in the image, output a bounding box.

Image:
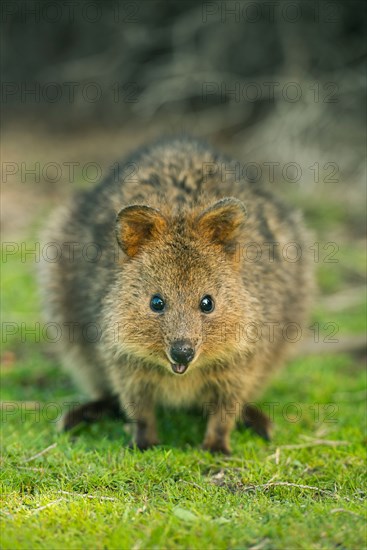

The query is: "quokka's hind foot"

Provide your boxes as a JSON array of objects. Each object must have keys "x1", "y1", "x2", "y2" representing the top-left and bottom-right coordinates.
[
  {"x1": 128, "y1": 418, "x2": 160, "y2": 452},
  {"x1": 242, "y1": 404, "x2": 272, "y2": 441},
  {"x1": 60, "y1": 396, "x2": 123, "y2": 431}
]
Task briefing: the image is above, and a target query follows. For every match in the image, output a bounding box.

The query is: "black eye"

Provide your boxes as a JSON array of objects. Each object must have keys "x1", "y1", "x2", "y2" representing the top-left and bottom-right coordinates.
[
  {"x1": 200, "y1": 295, "x2": 215, "y2": 313},
  {"x1": 150, "y1": 294, "x2": 165, "y2": 312}
]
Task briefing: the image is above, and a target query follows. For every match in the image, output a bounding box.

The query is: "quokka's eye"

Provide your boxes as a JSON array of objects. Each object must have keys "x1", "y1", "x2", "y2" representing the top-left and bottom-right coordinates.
[
  {"x1": 150, "y1": 294, "x2": 165, "y2": 312},
  {"x1": 200, "y1": 295, "x2": 215, "y2": 313}
]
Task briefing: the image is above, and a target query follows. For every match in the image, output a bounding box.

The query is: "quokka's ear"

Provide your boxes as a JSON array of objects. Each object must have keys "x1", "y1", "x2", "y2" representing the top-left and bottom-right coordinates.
[
  {"x1": 196, "y1": 197, "x2": 247, "y2": 253},
  {"x1": 116, "y1": 205, "x2": 168, "y2": 257}
]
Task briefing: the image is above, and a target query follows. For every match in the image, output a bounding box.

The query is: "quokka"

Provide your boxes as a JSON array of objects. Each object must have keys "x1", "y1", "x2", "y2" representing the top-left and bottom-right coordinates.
[{"x1": 40, "y1": 136, "x2": 313, "y2": 454}]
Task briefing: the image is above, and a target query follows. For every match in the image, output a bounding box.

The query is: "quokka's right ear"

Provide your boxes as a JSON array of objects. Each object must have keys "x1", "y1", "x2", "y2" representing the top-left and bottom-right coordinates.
[{"x1": 115, "y1": 205, "x2": 168, "y2": 257}]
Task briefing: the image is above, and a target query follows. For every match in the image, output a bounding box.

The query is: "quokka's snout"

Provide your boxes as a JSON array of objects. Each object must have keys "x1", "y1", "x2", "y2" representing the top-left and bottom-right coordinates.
[{"x1": 168, "y1": 339, "x2": 196, "y2": 374}]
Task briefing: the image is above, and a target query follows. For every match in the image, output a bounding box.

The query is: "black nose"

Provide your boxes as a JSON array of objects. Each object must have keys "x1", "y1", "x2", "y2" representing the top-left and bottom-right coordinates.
[{"x1": 170, "y1": 340, "x2": 195, "y2": 365}]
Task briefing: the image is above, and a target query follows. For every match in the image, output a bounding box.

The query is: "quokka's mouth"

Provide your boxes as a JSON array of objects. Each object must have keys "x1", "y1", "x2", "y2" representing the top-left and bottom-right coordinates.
[{"x1": 170, "y1": 363, "x2": 189, "y2": 375}]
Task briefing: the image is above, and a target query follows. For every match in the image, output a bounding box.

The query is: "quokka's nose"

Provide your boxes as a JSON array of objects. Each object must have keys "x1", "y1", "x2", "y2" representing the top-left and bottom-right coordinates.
[{"x1": 170, "y1": 340, "x2": 195, "y2": 365}]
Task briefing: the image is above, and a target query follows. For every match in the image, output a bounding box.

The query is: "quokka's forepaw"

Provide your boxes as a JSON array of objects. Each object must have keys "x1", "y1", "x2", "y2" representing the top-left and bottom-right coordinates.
[
  {"x1": 242, "y1": 404, "x2": 272, "y2": 441},
  {"x1": 202, "y1": 441, "x2": 232, "y2": 456},
  {"x1": 128, "y1": 439, "x2": 159, "y2": 452},
  {"x1": 60, "y1": 397, "x2": 122, "y2": 432}
]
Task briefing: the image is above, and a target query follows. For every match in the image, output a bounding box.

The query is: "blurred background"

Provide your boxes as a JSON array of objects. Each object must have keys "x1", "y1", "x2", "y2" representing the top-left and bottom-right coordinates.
[
  {"x1": 1, "y1": 6, "x2": 366, "y2": 540},
  {"x1": 1, "y1": 0, "x2": 366, "y2": 335}
]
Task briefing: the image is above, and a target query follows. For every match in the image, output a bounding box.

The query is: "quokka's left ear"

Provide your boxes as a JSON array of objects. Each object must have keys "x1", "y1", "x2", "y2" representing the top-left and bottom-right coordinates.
[{"x1": 196, "y1": 197, "x2": 247, "y2": 253}]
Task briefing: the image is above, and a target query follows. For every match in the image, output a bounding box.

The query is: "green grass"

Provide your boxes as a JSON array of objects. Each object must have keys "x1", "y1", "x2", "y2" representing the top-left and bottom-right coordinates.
[{"x1": 1, "y1": 226, "x2": 366, "y2": 549}]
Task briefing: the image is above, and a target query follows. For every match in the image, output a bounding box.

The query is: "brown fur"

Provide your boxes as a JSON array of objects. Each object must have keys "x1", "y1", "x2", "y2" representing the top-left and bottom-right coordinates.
[{"x1": 40, "y1": 136, "x2": 313, "y2": 454}]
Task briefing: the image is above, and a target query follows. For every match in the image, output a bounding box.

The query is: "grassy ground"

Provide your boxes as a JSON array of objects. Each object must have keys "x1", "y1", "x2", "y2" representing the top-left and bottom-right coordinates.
[{"x1": 1, "y1": 189, "x2": 366, "y2": 549}]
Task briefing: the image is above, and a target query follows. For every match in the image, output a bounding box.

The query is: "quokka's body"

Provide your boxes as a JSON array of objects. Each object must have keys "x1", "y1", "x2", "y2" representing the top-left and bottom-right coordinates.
[{"x1": 40, "y1": 136, "x2": 313, "y2": 453}]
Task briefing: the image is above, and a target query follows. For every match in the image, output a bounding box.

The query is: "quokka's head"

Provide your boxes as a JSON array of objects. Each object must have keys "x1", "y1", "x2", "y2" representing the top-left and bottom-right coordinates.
[{"x1": 108, "y1": 197, "x2": 260, "y2": 375}]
